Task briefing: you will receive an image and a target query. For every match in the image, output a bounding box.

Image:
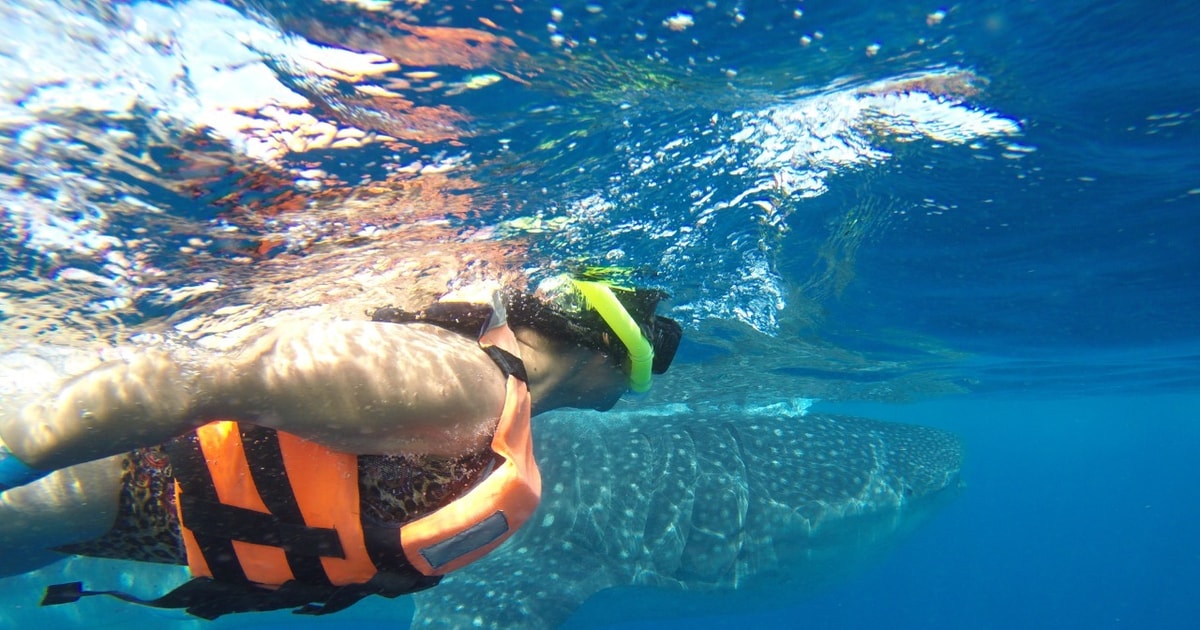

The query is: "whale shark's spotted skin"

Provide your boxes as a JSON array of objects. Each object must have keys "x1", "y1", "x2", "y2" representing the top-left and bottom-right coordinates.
[{"x1": 412, "y1": 410, "x2": 963, "y2": 628}]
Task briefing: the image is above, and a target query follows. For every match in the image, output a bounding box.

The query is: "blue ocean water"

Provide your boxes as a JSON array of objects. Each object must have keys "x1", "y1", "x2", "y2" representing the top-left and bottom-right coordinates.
[
  {"x1": 738, "y1": 395, "x2": 1200, "y2": 630},
  {"x1": 1, "y1": 0, "x2": 1197, "y2": 628}
]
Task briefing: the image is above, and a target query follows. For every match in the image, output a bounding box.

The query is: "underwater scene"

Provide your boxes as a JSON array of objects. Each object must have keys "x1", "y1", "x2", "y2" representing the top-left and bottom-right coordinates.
[{"x1": 0, "y1": 0, "x2": 1197, "y2": 628}]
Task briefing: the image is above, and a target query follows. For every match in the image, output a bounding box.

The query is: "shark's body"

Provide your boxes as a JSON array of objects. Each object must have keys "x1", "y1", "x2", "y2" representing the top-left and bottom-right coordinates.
[{"x1": 412, "y1": 408, "x2": 963, "y2": 628}]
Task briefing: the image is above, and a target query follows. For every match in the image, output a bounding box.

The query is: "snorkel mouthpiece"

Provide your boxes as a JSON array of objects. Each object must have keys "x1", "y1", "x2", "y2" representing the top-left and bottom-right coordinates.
[{"x1": 570, "y1": 280, "x2": 655, "y2": 393}]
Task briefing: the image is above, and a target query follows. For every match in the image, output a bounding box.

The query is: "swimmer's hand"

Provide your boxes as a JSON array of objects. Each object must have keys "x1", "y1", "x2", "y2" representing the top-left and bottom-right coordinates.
[
  {"x1": 1, "y1": 350, "x2": 195, "y2": 471},
  {"x1": 0, "y1": 441, "x2": 46, "y2": 490}
]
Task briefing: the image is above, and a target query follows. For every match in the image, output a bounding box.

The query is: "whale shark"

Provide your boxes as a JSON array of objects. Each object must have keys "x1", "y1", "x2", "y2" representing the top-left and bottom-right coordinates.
[{"x1": 410, "y1": 406, "x2": 964, "y2": 629}]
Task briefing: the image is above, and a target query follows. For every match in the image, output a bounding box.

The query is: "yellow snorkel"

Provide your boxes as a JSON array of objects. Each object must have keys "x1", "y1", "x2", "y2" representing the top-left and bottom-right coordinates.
[{"x1": 570, "y1": 279, "x2": 655, "y2": 393}]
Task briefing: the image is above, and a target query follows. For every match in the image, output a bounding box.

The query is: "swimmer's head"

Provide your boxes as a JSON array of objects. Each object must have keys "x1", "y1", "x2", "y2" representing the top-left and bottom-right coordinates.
[{"x1": 370, "y1": 274, "x2": 682, "y2": 391}]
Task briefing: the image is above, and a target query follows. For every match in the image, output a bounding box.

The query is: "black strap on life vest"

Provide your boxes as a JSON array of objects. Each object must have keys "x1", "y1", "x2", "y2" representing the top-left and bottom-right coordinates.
[
  {"x1": 41, "y1": 570, "x2": 439, "y2": 619},
  {"x1": 484, "y1": 345, "x2": 527, "y2": 382},
  {"x1": 169, "y1": 425, "x2": 346, "y2": 587}
]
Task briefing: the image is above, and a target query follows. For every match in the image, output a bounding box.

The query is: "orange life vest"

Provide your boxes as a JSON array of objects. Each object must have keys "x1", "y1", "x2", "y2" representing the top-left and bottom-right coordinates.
[
  {"x1": 41, "y1": 307, "x2": 541, "y2": 619},
  {"x1": 174, "y1": 312, "x2": 540, "y2": 591}
]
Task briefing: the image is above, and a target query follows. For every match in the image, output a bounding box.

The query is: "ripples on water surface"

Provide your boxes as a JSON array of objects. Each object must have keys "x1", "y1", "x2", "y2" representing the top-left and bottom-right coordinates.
[
  {"x1": 0, "y1": 0, "x2": 1051, "y2": 401},
  {"x1": 5, "y1": 0, "x2": 1192, "y2": 396}
]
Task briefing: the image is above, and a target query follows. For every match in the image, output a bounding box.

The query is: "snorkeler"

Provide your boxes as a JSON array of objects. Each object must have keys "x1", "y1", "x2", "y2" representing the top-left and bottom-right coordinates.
[{"x1": 0, "y1": 276, "x2": 681, "y2": 618}]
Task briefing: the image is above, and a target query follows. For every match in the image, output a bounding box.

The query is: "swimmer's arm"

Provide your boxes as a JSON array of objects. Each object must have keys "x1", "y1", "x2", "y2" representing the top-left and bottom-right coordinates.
[
  {"x1": 211, "y1": 319, "x2": 507, "y2": 457},
  {"x1": 1, "y1": 320, "x2": 507, "y2": 470}
]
